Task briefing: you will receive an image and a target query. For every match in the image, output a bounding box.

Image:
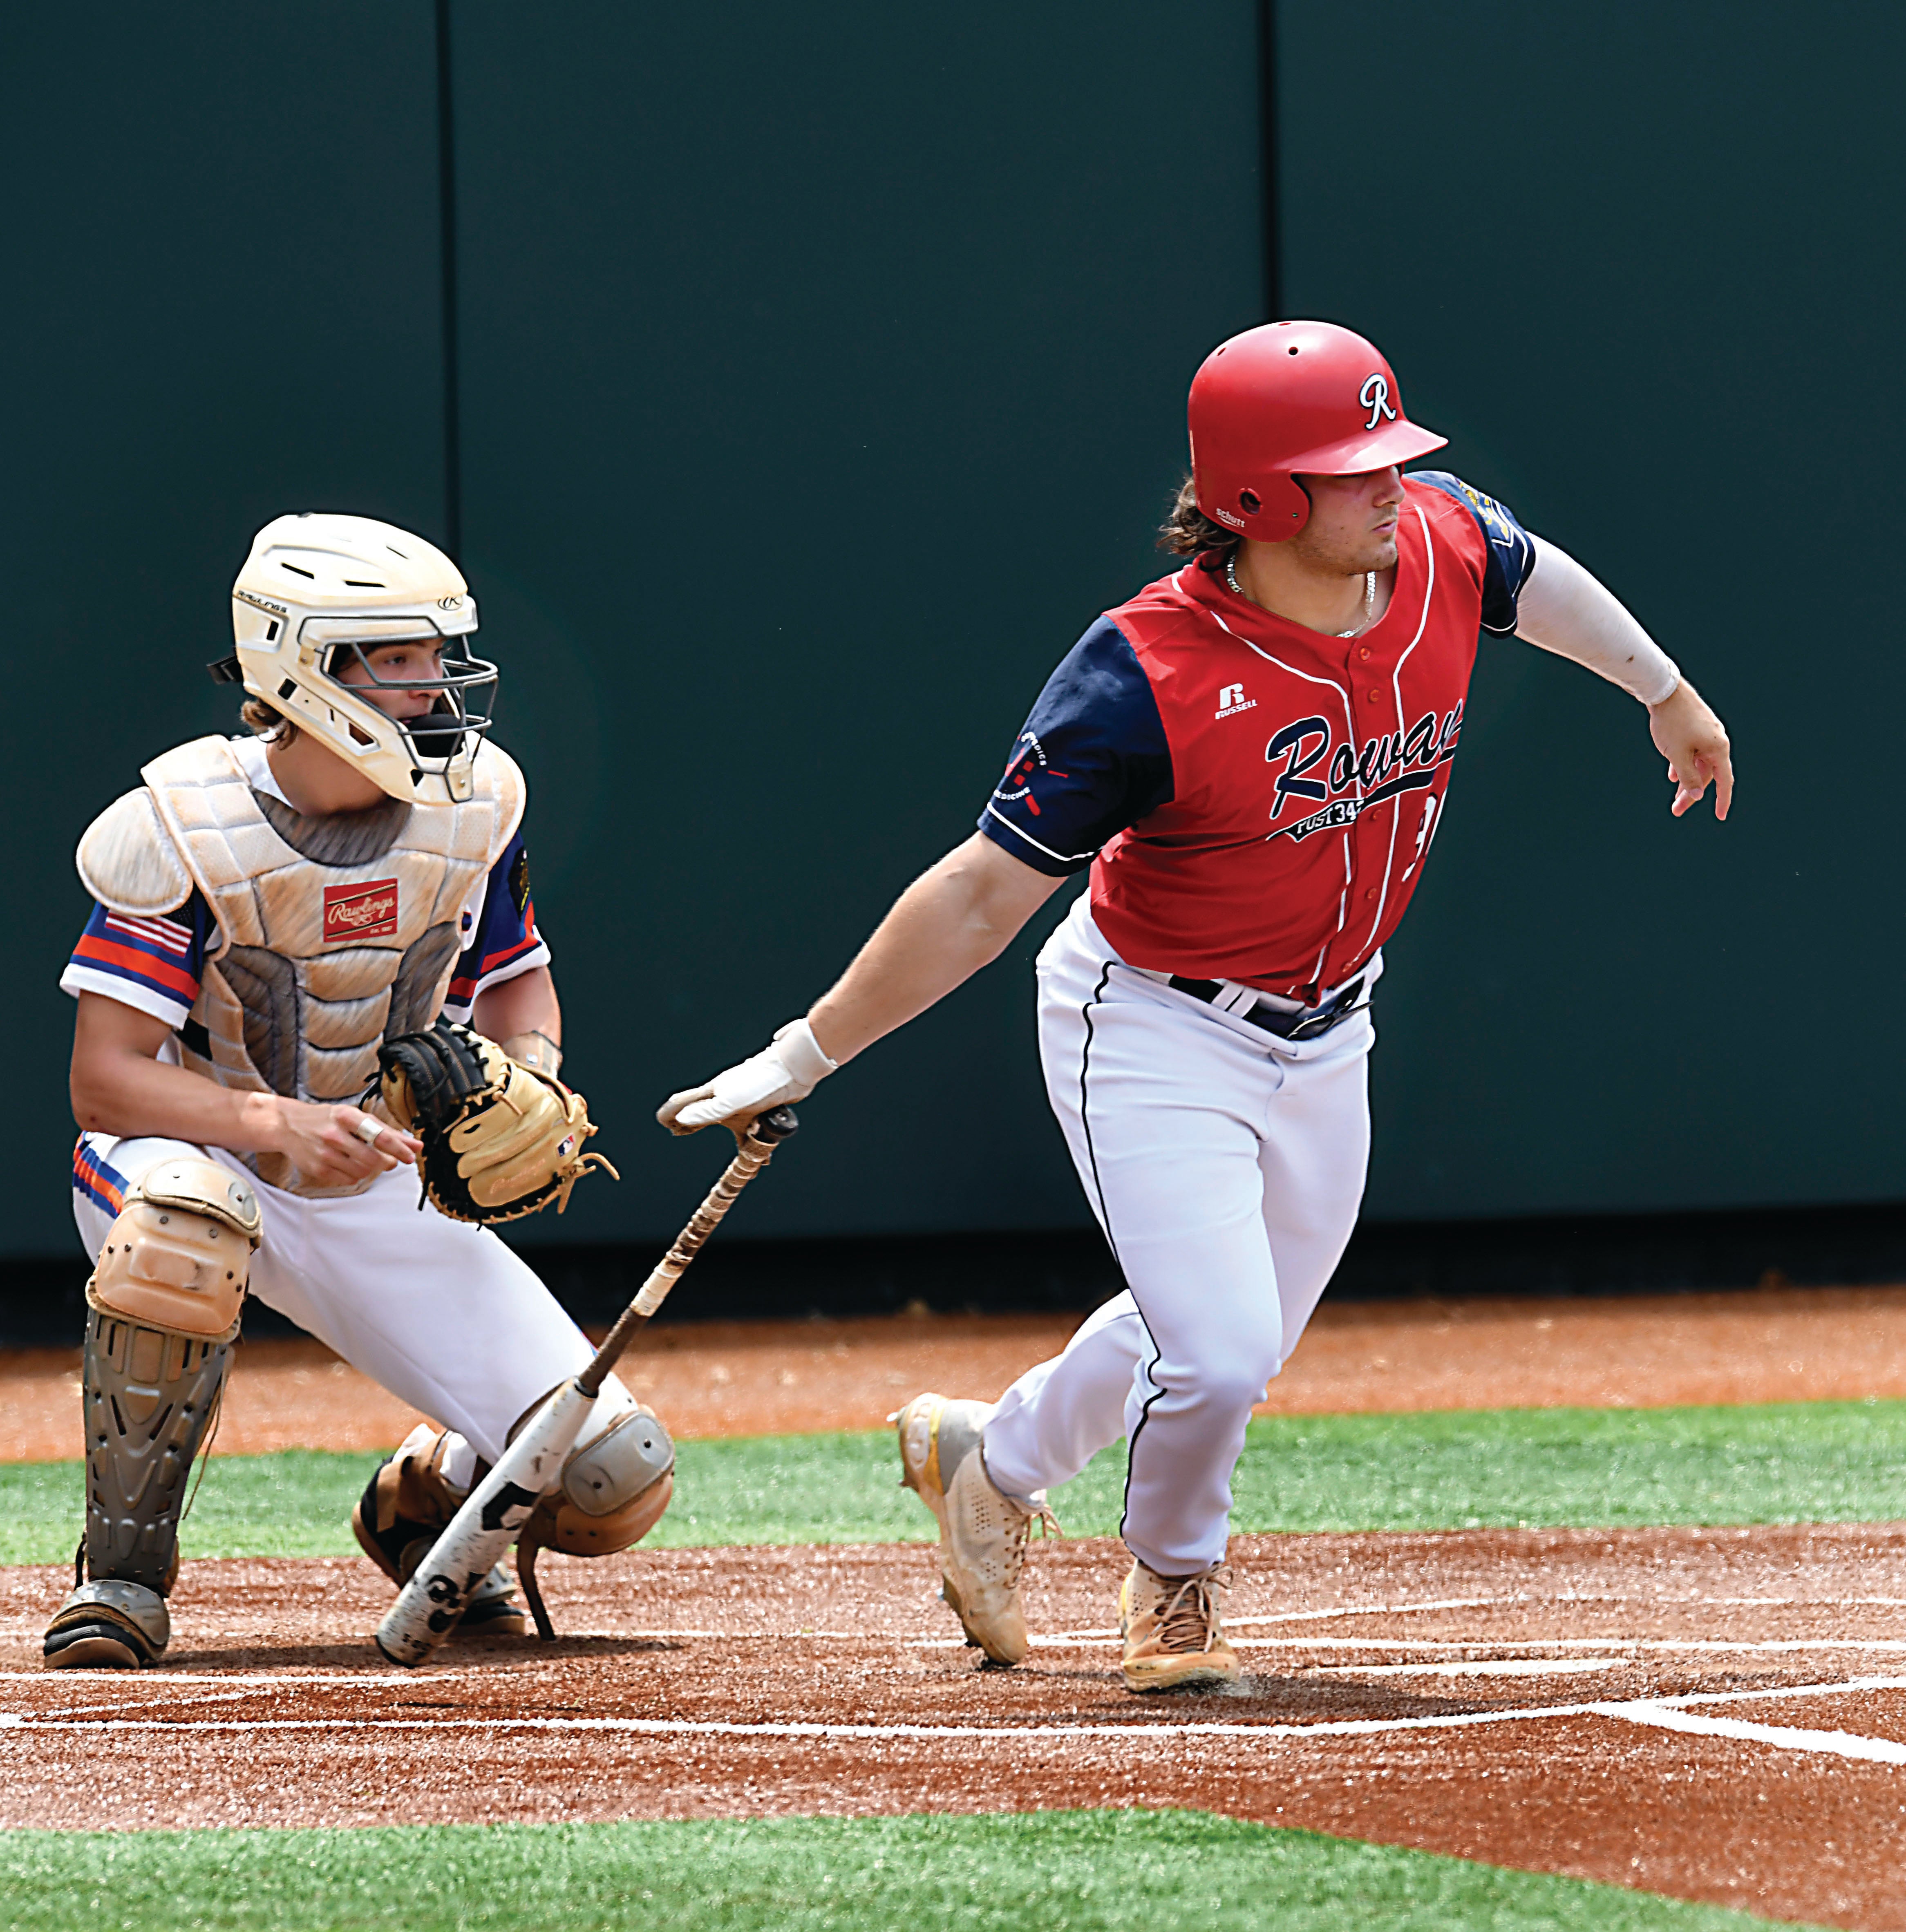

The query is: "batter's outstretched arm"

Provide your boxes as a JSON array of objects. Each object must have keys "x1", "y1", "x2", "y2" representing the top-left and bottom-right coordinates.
[
  {"x1": 807, "y1": 834, "x2": 1064, "y2": 1062},
  {"x1": 1516, "y1": 535, "x2": 1734, "y2": 821},
  {"x1": 658, "y1": 834, "x2": 1063, "y2": 1135}
]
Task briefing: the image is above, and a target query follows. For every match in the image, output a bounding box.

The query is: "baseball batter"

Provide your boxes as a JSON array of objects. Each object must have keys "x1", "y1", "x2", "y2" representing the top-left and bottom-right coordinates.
[
  {"x1": 48, "y1": 514, "x2": 669, "y2": 1670},
  {"x1": 660, "y1": 322, "x2": 1734, "y2": 1693}
]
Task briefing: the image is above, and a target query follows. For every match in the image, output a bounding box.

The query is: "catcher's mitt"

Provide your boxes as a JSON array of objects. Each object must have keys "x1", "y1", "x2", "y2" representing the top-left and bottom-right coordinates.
[{"x1": 376, "y1": 1019, "x2": 619, "y2": 1225}]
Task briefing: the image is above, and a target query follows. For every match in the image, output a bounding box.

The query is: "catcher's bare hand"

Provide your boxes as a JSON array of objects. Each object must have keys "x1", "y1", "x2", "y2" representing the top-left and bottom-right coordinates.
[
  {"x1": 261, "y1": 1098, "x2": 421, "y2": 1186},
  {"x1": 1649, "y1": 679, "x2": 1734, "y2": 821},
  {"x1": 658, "y1": 1019, "x2": 837, "y2": 1136}
]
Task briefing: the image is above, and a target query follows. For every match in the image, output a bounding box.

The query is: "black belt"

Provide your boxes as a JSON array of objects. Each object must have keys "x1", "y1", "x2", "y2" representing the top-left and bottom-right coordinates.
[{"x1": 1166, "y1": 974, "x2": 1367, "y2": 1042}]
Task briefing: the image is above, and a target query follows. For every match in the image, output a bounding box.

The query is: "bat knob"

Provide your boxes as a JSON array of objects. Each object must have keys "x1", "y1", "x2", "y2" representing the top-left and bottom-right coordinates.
[{"x1": 750, "y1": 1105, "x2": 799, "y2": 1144}]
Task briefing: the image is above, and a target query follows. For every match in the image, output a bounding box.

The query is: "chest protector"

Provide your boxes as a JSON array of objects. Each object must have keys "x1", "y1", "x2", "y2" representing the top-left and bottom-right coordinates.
[{"x1": 77, "y1": 735, "x2": 525, "y2": 1197}]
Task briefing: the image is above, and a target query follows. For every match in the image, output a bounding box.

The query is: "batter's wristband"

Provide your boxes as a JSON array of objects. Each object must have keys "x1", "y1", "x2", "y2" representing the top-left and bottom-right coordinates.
[{"x1": 770, "y1": 1017, "x2": 837, "y2": 1087}]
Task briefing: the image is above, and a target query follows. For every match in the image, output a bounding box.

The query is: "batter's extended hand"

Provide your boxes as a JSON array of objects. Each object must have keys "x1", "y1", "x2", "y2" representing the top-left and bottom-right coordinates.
[
  {"x1": 658, "y1": 1018, "x2": 837, "y2": 1136},
  {"x1": 1649, "y1": 679, "x2": 1733, "y2": 821}
]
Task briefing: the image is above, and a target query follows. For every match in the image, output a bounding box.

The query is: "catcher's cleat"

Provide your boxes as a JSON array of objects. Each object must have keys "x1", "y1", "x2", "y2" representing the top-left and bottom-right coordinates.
[
  {"x1": 452, "y1": 1563, "x2": 530, "y2": 1639},
  {"x1": 893, "y1": 1392, "x2": 1056, "y2": 1666},
  {"x1": 1118, "y1": 1559, "x2": 1239, "y2": 1693},
  {"x1": 352, "y1": 1457, "x2": 529, "y2": 1640},
  {"x1": 43, "y1": 1579, "x2": 171, "y2": 1671}
]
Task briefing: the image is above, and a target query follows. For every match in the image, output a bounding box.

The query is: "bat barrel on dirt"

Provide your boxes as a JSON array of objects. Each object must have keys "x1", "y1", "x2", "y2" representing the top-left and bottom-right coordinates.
[{"x1": 375, "y1": 1105, "x2": 799, "y2": 1668}]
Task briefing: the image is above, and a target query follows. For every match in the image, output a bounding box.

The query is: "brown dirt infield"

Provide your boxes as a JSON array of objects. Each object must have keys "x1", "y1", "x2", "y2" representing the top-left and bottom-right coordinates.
[
  {"x1": 4, "y1": 1525, "x2": 1906, "y2": 1928},
  {"x1": 9, "y1": 1282, "x2": 1906, "y2": 1458},
  {"x1": 10, "y1": 1288, "x2": 1906, "y2": 1924}
]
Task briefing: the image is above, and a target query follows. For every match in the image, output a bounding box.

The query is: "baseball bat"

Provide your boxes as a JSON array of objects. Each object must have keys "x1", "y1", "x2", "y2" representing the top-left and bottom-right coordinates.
[{"x1": 375, "y1": 1105, "x2": 799, "y2": 1667}]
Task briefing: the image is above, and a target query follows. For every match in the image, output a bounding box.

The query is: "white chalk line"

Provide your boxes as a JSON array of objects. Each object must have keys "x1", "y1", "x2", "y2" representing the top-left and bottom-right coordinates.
[
  {"x1": 7, "y1": 1675, "x2": 1906, "y2": 1765},
  {"x1": 1308, "y1": 1658, "x2": 1614, "y2": 1680},
  {"x1": 1593, "y1": 1703, "x2": 1906, "y2": 1766},
  {"x1": 0, "y1": 1670, "x2": 467, "y2": 1684},
  {"x1": 30, "y1": 1673, "x2": 483, "y2": 1722},
  {"x1": 3, "y1": 1590, "x2": 1897, "y2": 1652},
  {"x1": 414, "y1": 1628, "x2": 1906, "y2": 1662},
  {"x1": 962, "y1": 1632, "x2": 1906, "y2": 1657},
  {"x1": 1231, "y1": 1596, "x2": 1503, "y2": 1628}
]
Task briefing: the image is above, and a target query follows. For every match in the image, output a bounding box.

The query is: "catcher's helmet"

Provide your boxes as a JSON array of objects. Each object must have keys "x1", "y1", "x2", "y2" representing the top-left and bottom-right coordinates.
[
  {"x1": 1189, "y1": 321, "x2": 1447, "y2": 543},
  {"x1": 222, "y1": 513, "x2": 498, "y2": 806}
]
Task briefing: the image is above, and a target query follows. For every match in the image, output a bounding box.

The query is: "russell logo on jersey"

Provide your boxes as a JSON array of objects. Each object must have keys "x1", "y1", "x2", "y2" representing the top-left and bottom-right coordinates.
[{"x1": 1262, "y1": 703, "x2": 1463, "y2": 845}]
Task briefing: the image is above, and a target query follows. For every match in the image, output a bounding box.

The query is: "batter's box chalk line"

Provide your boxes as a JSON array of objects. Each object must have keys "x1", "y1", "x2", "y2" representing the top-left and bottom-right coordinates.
[{"x1": 7, "y1": 1674, "x2": 1906, "y2": 1768}]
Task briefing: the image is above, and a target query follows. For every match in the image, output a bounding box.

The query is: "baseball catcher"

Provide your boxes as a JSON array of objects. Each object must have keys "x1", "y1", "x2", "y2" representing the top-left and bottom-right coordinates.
[{"x1": 47, "y1": 513, "x2": 669, "y2": 1670}]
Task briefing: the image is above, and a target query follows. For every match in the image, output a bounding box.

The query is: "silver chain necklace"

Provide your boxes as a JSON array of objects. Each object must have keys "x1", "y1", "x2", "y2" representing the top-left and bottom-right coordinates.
[{"x1": 1226, "y1": 550, "x2": 1376, "y2": 637}]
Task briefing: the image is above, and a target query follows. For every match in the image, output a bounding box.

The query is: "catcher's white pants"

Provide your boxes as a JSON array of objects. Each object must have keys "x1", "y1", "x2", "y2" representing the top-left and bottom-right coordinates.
[
  {"x1": 72, "y1": 1132, "x2": 618, "y2": 1465},
  {"x1": 981, "y1": 895, "x2": 1374, "y2": 1575}
]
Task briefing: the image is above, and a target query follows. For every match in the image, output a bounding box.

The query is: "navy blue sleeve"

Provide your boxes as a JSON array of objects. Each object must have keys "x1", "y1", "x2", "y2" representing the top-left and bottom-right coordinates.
[
  {"x1": 442, "y1": 831, "x2": 549, "y2": 1015},
  {"x1": 1410, "y1": 471, "x2": 1537, "y2": 635},
  {"x1": 976, "y1": 617, "x2": 1174, "y2": 876}
]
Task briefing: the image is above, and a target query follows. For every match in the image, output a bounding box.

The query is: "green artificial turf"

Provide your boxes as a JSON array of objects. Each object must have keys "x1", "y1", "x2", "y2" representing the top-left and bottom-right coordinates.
[
  {"x1": 0, "y1": 1812, "x2": 1823, "y2": 1931},
  {"x1": 5, "y1": 1398, "x2": 1905, "y2": 1566}
]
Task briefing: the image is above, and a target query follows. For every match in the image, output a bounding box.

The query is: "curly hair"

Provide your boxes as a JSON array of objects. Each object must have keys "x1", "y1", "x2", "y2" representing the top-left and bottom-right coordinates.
[
  {"x1": 240, "y1": 695, "x2": 298, "y2": 743},
  {"x1": 1158, "y1": 474, "x2": 1238, "y2": 567}
]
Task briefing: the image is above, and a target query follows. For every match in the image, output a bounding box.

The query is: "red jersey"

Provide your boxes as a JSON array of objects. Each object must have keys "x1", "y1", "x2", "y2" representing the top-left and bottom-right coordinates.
[{"x1": 978, "y1": 472, "x2": 1535, "y2": 1001}]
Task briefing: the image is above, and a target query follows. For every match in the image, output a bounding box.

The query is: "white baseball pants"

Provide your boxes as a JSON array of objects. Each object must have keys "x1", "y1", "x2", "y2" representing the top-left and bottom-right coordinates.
[
  {"x1": 982, "y1": 895, "x2": 1375, "y2": 1575},
  {"x1": 73, "y1": 1132, "x2": 625, "y2": 1466}
]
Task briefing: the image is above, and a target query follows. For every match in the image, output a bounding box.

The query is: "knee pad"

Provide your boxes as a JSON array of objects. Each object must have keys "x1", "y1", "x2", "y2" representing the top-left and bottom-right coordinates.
[
  {"x1": 526, "y1": 1390, "x2": 676, "y2": 1559},
  {"x1": 78, "y1": 1161, "x2": 262, "y2": 1601},
  {"x1": 89, "y1": 1158, "x2": 261, "y2": 1340}
]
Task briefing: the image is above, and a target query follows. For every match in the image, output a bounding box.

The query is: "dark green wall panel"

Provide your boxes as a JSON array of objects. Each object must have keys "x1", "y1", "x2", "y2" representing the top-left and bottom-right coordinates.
[
  {"x1": 1, "y1": 7, "x2": 447, "y2": 1254},
  {"x1": 9, "y1": 2, "x2": 1890, "y2": 1262},
  {"x1": 1277, "y1": 2, "x2": 1905, "y2": 1217},
  {"x1": 450, "y1": 1, "x2": 1263, "y2": 1241}
]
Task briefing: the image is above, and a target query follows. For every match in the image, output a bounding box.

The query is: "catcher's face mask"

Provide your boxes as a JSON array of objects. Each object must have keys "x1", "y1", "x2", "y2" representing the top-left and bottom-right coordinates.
[{"x1": 218, "y1": 512, "x2": 500, "y2": 807}]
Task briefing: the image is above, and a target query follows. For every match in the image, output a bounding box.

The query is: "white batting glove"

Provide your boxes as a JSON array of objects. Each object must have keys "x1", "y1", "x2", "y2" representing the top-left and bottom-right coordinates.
[{"x1": 658, "y1": 1018, "x2": 838, "y2": 1136}]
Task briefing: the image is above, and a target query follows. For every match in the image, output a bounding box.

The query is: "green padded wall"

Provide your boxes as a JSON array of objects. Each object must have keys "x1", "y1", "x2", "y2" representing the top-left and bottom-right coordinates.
[
  {"x1": 1277, "y1": 1, "x2": 1906, "y2": 1218},
  {"x1": 7, "y1": 3, "x2": 1897, "y2": 1259},
  {"x1": 2, "y1": 4, "x2": 446, "y2": 1254},
  {"x1": 448, "y1": 0, "x2": 1262, "y2": 1241}
]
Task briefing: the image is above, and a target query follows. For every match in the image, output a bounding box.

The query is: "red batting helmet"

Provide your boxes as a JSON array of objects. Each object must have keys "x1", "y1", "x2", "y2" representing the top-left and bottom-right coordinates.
[{"x1": 1188, "y1": 321, "x2": 1448, "y2": 543}]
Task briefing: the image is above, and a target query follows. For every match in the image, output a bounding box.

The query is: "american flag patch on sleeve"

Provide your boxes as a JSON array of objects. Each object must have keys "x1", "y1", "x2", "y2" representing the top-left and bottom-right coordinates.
[
  {"x1": 102, "y1": 911, "x2": 194, "y2": 957},
  {"x1": 63, "y1": 895, "x2": 212, "y2": 1028}
]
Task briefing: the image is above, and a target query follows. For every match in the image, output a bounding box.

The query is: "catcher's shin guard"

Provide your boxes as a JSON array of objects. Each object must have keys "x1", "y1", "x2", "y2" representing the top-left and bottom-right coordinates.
[{"x1": 45, "y1": 1161, "x2": 260, "y2": 1670}]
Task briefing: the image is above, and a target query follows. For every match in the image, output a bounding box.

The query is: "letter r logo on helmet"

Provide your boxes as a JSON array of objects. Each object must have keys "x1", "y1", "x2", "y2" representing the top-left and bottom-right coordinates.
[{"x1": 1186, "y1": 322, "x2": 1447, "y2": 545}]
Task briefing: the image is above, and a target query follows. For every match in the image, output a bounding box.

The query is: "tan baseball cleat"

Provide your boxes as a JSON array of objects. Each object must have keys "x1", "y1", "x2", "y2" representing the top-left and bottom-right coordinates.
[
  {"x1": 1118, "y1": 1559, "x2": 1239, "y2": 1693},
  {"x1": 893, "y1": 1392, "x2": 1056, "y2": 1666}
]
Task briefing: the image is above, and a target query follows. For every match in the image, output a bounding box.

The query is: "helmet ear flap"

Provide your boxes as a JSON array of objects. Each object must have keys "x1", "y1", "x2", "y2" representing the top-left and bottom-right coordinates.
[
  {"x1": 1194, "y1": 468, "x2": 1313, "y2": 545},
  {"x1": 1253, "y1": 472, "x2": 1313, "y2": 542}
]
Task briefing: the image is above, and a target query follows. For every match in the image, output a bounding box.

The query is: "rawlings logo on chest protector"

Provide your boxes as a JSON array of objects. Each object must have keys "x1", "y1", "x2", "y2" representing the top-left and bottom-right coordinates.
[{"x1": 324, "y1": 879, "x2": 400, "y2": 942}]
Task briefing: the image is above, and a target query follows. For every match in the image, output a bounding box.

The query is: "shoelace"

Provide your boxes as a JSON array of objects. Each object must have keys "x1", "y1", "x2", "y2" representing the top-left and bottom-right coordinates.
[
  {"x1": 1153, "y1": 1564, "x2": 1232, "y2": 1654},
  {"x1": 1001, "y1": 1500, "x2": 1061, "y2": 1589}
]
